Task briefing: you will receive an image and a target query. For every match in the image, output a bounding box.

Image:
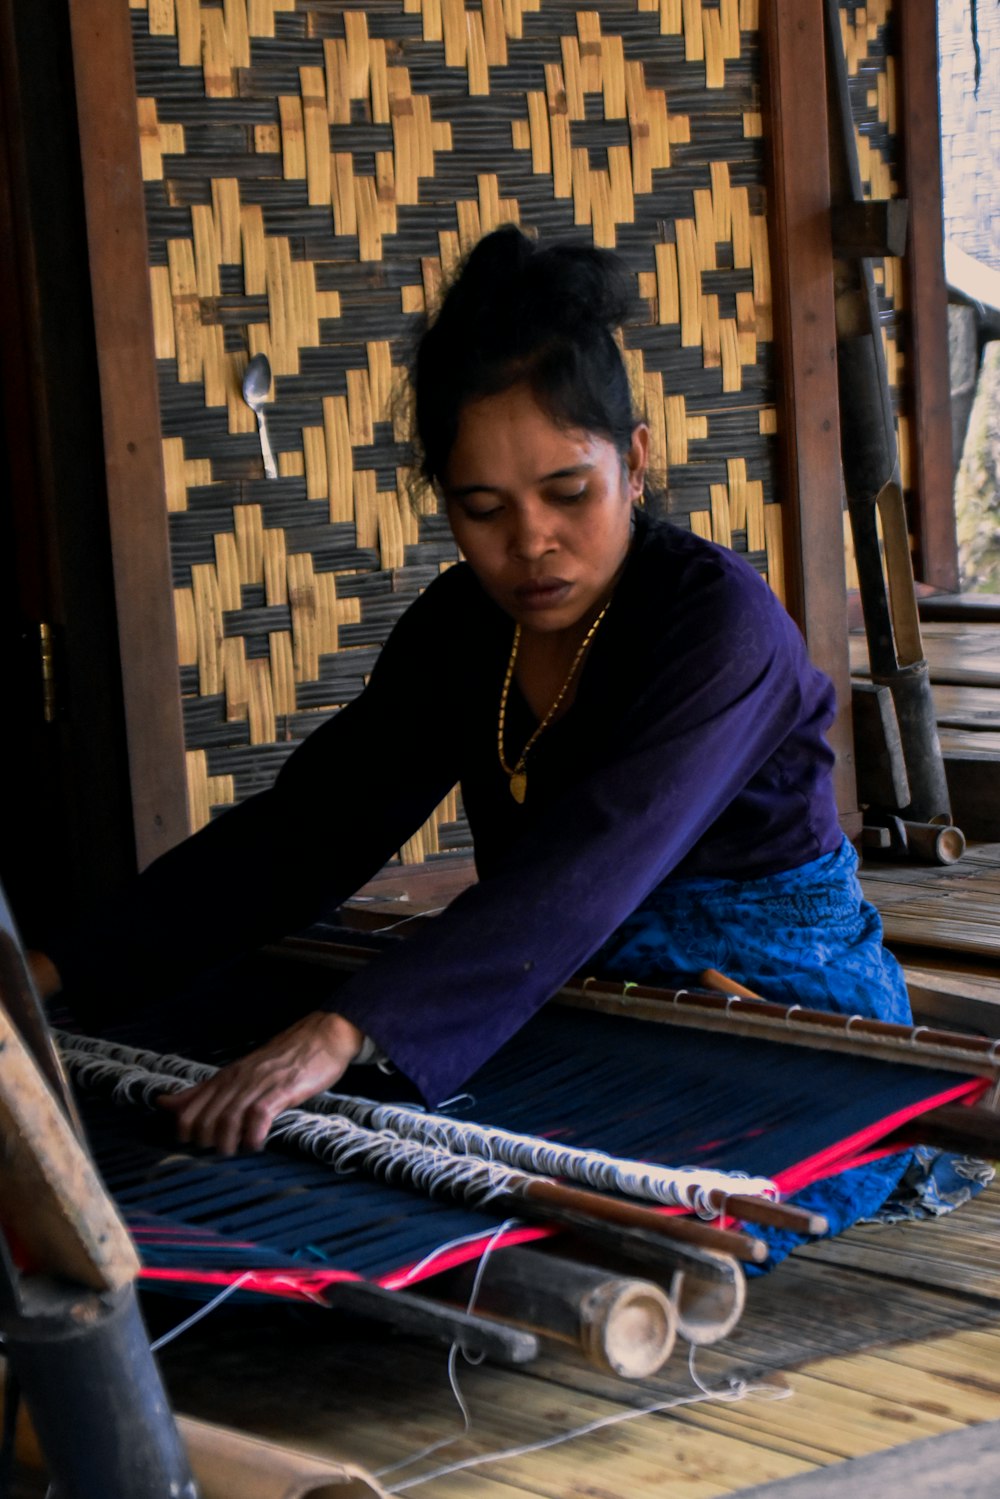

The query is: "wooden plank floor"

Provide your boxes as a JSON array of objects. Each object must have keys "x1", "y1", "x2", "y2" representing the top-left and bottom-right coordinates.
[
  {"x1": 850, "y1": 622, "x2": 1000, "y2": 688},
  {"x1": 861, "y1": 842, "x2": 1000, "y2": 968}
]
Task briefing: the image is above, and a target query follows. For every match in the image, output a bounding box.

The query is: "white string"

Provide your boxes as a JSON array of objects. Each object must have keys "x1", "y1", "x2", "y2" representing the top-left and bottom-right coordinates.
[
  {"x1": 56, "y1": 1032, "x2": 779, "y2": 1214},
  {"x1": 375, "y1": 1219, "x2": 519, "y2": 1480},
  {"x1": 392, "y1": 1223, "x2": 518, "y2": 1288},
  {"x1": 384, "y1": 1344, "x2": 793, "y2": 1494},
  {"x1": 370, "y1": 907, "x2": 447, "y2": 935},
  {"x1": 150, "y1": 1271, "x2": 254, "y2": 1352}
]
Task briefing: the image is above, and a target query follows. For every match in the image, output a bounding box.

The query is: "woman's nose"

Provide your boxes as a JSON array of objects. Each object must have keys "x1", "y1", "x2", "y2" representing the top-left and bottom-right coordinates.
[{"x1": 509, "y1": 503, "x2": 555, "y2": 559}]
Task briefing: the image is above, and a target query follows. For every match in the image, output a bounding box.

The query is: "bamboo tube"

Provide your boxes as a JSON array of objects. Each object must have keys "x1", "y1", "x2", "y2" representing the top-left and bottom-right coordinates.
[
  {"x1": 436, "y1": 1246, "x2": 678, "y2": 1379},
  {"x1": 3, "y1": 1373, "x2": 387, "y2": 1499},
  {"x1": 670, "y1": 1259, "x2": 746, "y2": 1345}
]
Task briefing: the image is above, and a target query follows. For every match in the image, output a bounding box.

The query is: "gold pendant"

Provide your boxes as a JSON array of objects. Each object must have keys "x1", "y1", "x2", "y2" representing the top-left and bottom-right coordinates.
[{"x1": 510, "y1": 770, "x2": 527, "y2": 804}]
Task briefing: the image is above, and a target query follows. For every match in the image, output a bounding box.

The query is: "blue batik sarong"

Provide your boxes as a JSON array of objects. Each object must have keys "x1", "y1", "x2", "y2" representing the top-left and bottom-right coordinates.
[{"x1": 594, "y1": 837, "x2": 920, "y2": 1267}]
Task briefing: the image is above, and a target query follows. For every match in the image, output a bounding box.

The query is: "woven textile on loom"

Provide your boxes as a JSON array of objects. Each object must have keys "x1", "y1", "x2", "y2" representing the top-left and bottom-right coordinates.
[{"x1": 58, "y1": 978, "x2": 987, "y2": 1303}]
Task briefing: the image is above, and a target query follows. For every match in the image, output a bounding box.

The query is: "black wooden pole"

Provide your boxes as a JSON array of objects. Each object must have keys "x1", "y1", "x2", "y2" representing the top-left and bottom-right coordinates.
[{"x1": 2, "y1": 1278, "x2": 199, "y2": 1499}]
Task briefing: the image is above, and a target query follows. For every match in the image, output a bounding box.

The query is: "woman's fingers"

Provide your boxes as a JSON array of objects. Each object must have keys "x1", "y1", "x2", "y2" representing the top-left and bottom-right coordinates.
[{"x1": 155, "y1": 1011, "x2": 364, "y2": 1155}]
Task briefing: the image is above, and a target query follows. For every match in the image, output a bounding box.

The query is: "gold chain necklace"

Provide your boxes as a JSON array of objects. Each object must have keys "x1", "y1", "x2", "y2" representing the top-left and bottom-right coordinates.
[{"x1": 497, "y1": 601, "x2": 611, "y2": 804}]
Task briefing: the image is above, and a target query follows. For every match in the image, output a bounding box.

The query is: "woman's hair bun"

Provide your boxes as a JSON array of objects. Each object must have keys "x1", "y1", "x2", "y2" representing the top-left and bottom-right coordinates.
[{"x1": 439, "y1": 224, "x2": 633, "y2": 340}]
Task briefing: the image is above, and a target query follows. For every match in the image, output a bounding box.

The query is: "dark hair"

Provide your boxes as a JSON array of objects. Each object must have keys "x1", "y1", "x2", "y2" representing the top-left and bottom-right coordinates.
[{"x1": 412, "y1": 225, "x2": 639, "y2": 485}]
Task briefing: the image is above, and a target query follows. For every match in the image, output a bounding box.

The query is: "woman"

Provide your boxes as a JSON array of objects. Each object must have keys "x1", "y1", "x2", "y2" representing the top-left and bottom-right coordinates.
[{"x1": 40, "y1": 226, "x2": 909, "y2": 1186}]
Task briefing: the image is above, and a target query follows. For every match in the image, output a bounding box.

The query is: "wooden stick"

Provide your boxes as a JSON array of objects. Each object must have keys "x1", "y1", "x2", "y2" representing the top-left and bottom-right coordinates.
[
  {"x1": 519, "y1": 1179, "x2": 769, "y2": 1264},
  {"x1": 699, "y1": 966, "x2": 762, "y2": 1000},
  {"x1": 711, "y1": 1193, "x2": 828, "y2": 1236},
  {"x1": 559, "y1": 977, "x2": 1000, "y2": 1079}
]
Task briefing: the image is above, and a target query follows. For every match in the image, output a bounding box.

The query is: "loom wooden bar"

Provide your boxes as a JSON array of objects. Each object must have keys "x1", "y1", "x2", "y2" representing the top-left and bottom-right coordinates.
[
  {"x1": 321, "y1": 1281, "x2": 538, "y2": 1365},
  {"x1": 885, "y1": 1104, "x2": 1000, "y2": 1159},
  {"x1": 760, "y1": 0, "x2": 857, "y2": 831},
  {"x1": 556, "y1": 981, "x2": 1000, "y2": 1078},
  {"x1": 67, "y1": 0, "x2": 188, "y2": 867},
  {"x1": 520, "y1": 1180, "x2": 768, "y2": 1264},
  {"x1": 0, "y1": 927, "x2": 81, "y2": 1135},
  {"x1": 896, "y1": 2, "x2": 958, "y2": 593},
  {"x1": 714, "y1": 1194, "x2": 828, "y2": 1236},
  {"x1": 279, "y1": 937, "x2": 1000, "y2": 1077}
]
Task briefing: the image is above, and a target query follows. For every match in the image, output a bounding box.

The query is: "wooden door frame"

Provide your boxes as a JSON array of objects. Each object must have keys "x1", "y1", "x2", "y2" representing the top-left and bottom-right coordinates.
[
  {"x1": 67, "y1": 0, "x2": 188, "y2": 869},
  {"x1": 761, "y1": 0, "x2": 859, "y2": 830}
]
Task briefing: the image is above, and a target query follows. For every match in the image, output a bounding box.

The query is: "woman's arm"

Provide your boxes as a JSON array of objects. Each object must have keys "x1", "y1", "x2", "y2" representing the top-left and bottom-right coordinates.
[{"x1": 330, "y1": 563, "x2": 834, "y2": 1104}]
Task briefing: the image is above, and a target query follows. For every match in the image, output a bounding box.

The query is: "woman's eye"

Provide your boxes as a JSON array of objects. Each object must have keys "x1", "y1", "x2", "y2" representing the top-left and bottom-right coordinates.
[
  {"x1": 552, "y1": 489, "x2": 586, "y2": 504},
  {"x1": 461, "y1": 504, "x2": 503, "y2": 521}
]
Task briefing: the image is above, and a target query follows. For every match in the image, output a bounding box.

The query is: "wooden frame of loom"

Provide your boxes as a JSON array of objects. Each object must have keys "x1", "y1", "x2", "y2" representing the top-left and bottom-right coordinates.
[{"x1": 46, "y1": 0, "x2": 954, "y2": 872}]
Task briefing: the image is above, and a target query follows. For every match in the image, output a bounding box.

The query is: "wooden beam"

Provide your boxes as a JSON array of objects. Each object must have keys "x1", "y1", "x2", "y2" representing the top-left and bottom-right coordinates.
[
  {"x1": 0, "y1": 996, "x2": 138, "y2": 1292},
  {"x1": 66, "y1": 0, "x2": 189, "y2": 868},
  {"x1": 761, "y1": 0, "x2": 858, "y2": 832},
  {"x1": 897, "y1": 2, "x2": 959, "y2": 593},
  {"x1": 831, "y1": 199, "x2": 910, "y2": 259}
]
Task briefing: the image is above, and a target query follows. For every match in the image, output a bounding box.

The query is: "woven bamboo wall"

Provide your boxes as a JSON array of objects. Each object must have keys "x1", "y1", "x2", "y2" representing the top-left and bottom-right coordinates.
[{"x1": 128, "y1": 0, "x2": 778, "y2": 858}]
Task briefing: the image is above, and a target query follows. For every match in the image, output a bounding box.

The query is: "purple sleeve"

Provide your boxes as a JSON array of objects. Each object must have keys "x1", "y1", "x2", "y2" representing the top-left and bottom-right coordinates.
[
  {"x1": 332, "y1": 569, "x2": 821, "y2": 1103},
  {"x1": 49, "y1": 581, "x2": 463, "y2": 1022}
]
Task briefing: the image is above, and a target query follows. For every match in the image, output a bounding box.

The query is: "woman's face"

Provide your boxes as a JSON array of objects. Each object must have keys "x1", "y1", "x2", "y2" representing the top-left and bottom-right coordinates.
[{"x1": 440, "y1": 384, "x2": 648, "y2": 637}]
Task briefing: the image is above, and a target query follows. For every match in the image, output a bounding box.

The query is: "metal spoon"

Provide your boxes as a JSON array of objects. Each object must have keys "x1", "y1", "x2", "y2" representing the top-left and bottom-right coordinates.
[{"x1": 241, "y1": 352, "x2": 277, "y2": 479}]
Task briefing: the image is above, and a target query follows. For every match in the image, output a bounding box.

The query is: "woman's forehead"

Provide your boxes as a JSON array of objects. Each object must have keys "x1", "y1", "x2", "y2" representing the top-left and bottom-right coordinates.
[{"x1": 448, "y1": 386, "x2": 614, "y2": 473}]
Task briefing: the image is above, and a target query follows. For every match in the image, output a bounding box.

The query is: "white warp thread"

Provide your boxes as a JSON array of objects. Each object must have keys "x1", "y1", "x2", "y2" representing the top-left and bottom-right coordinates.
[
  {"x1": 55, "y1": 1030, "x2": 777, "y2": 1215},
  {"x1": 59, "y1": 1041, "x2": 544, "y2": 1210}
]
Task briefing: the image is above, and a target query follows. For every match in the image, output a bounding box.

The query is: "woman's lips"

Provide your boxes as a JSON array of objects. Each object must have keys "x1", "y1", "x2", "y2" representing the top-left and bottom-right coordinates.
[{"x1": 513, "y1": 579, "x2": 573, "y2": 611}]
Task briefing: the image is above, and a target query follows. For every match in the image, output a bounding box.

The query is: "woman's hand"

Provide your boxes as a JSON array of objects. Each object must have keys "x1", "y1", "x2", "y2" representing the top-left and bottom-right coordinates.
[{"x1": 158, "y1": 1011, "x2": 364, "y2": 1155}]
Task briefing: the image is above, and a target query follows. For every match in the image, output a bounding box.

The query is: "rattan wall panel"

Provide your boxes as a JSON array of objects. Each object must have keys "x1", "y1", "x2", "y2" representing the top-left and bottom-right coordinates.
[{"x1": 127, "y1": 0, "x2": 779, "y2": 856}]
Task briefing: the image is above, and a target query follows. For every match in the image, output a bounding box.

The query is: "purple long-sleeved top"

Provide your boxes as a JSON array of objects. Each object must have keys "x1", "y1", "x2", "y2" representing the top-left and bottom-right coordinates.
[{"x1": 53, "y1": 512, "x2": 842, "y2": 1103}]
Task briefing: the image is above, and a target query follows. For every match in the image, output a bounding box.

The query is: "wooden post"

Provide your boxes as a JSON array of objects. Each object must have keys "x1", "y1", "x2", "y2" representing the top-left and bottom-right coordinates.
[
  {"x1": 66, "y1": 0, "x2": 189, "y2": 867},
  {"x1": 897, "y1": 3, "x2": 959, "y2": 593},
  {"x1": 0, "y1": 995, "x2": 138, "y2": 1292},
  {"x1": 761, "y1": 0, "x2": 859, "y2": 834}
]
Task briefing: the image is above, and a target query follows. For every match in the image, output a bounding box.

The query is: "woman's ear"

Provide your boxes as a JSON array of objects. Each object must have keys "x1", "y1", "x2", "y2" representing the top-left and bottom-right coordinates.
[{"x1": 624, "y1": 423, "x2": 650, "y2": 500}]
